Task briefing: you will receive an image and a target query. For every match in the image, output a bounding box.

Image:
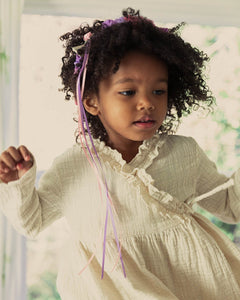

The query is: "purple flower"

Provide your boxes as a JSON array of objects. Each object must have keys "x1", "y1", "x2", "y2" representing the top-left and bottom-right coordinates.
[
  {"x1": 160, "y1": 27, "x2": 169, "y2": 32},
  {"x1": 102, "y1": 17, "x2": 126, "y2": 28},
  {"x1": 74, "y1": 54, "x2": 81, "y2": 74}
]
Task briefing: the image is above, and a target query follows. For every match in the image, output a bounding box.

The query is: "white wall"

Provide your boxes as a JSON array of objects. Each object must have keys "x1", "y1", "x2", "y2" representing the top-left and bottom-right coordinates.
[{"x1": 23, "y1": 0, "x2": 240, "y2": 27}]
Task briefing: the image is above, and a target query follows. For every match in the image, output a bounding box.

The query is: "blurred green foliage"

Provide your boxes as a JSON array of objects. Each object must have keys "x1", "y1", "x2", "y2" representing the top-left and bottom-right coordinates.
[
  {"x1": 195, "y1": 26, "x2": 240, "y2": 247},
  {"x1": 28, "y1": 272, "x2": 60, "y2": 300},
  {"x1": 197, "y1": 206, "x2": 240, "y2": 246}
]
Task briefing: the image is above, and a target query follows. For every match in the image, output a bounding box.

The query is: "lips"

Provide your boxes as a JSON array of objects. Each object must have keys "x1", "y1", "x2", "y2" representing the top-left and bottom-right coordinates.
[
  {"x1": 133, "y1": 116, "x2": 156, "y2": 128},
  {"x1": 133, "y1": 116, "x2": 155, "y2": 124}
]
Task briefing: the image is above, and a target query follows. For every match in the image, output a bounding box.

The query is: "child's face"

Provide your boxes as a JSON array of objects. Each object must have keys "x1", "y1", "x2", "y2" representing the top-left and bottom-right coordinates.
[{"x1": 85, "y1": 51, "x2": 168, "y2": 150}]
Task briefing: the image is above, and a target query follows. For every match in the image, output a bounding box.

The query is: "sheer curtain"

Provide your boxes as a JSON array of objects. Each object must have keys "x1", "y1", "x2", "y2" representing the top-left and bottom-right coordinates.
[{"x1": 0, "y1": 1, "x2": 26, "y2": 300}]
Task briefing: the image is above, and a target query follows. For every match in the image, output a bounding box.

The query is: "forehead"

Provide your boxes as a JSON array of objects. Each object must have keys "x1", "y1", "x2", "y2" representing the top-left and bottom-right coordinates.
[
  {"x1": 120, "y1": 50, "x2": 166, "y2": 69},
  {"x1": 108, "y1": 51, "x2": 168, "y2": 85}
]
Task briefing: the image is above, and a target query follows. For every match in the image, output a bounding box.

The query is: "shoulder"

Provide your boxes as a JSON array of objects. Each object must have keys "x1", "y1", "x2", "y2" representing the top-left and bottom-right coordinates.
[
  {"x1": 157, "y1": 135, "x2": 206, "y2": 176},
  {"x1": 164, "y1": 134, "x2": 198, "y2": 150},
  {"x1": 49, "y1": 143, "x2": 88, "y2": 172},
  {"x1": 160, "y1": 134, "x2": 200, "y2": 159}
]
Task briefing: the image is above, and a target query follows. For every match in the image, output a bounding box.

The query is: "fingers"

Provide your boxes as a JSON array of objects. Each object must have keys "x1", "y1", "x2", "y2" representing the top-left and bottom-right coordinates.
[
  {"x1": 0, "y1": 160, "x2": 10, "y2": 173},
  {"x1": 18, "y1": 145, "x2": 32, "y2": 162},
  {"x1": 0, "y1": 149, "x2": 18, "y2": 170},
  {"x1": 0, "y1": 146, "x2": 33, "y2": 183},
  {"x1": 0, "y1": 146, "x2": 32, "y2": 171}
]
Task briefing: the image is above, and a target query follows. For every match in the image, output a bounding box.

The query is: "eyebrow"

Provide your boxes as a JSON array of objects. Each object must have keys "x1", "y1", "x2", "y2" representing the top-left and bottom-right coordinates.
[{"x1": 114, "y1": 78, "x2": 168, "y2": 85}]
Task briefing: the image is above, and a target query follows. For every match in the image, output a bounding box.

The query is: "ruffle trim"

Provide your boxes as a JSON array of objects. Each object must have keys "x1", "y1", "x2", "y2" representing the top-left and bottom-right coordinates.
[
  {"x1": 81, "y1": 134, "x2": 193, "y2": 217},
  {"x1": 89, "y1": 133, "x2": 167, "y2": 169}
]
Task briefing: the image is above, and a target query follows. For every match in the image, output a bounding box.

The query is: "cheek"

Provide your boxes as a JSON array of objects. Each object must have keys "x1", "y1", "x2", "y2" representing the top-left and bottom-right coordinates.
[
  {"x1": 158, "y1": 100, "x2": 168, "y2": 121},
  {"x1": 164, "y1": 101, "x2": 168, "y2": 112},
  {"x1": 164, "y1": 97, "x2": 168, "y2": 110},
  {"x1": 158, "y1": 98, "x2": 168, "y2": 110},
  {"x1": 100, "y1": 101, "x2": 131, "y2": 117},
  {"x1": 97, "y1": 103, "x2": 120, "y2": 124}
]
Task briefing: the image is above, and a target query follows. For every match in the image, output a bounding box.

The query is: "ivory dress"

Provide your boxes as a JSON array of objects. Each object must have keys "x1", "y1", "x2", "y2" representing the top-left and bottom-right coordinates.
[{"x1": 1, "y1": 134, "x2": 240, "y2": 299}]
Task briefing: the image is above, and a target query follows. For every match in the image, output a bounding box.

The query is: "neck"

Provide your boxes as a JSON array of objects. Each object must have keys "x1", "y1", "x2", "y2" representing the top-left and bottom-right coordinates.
[
  {"x1": 120, "y1": 149, "x2": 139, "y2": 163},
  {"x1": 107, "y1": 140, "x2": 143, "y2": 163}
]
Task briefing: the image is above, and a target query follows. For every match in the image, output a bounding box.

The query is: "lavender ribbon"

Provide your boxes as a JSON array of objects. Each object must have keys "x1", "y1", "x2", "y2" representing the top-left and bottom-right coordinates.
[
  {"x1": 74, "y1": 16, "x2": 170, "y2": 279},
  {"x1": 76, "y1": 42, "x2": 126, "y2": 279}
]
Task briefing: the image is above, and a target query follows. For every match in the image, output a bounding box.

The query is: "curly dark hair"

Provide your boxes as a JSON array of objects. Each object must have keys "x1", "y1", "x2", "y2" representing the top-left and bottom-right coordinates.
[{"x1": 59, "y1": 7, "x2": 215, "y2": 142}]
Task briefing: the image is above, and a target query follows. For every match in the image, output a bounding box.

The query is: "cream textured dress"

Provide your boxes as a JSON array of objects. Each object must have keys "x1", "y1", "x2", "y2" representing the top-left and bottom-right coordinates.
[{"x1": 1, "y1": 134, "x2": 240, "y2": 300}]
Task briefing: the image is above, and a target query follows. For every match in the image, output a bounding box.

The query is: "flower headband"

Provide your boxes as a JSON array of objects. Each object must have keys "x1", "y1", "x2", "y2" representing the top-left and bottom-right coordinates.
[
  {"x1": 72, "y1": 17, "x2": 127, "y2": 74},
  {"x1": 72, "y1": 16, "x2": 168, "y2": 74},
  {"x1": 73, "y1": 16, "x2": 168, "y2": 279}
]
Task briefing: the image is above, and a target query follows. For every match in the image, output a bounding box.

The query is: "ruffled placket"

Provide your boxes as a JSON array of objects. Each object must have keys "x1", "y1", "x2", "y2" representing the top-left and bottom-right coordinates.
[{"x1": 90, "y1": 134, "x2": 194, "y2": 218}]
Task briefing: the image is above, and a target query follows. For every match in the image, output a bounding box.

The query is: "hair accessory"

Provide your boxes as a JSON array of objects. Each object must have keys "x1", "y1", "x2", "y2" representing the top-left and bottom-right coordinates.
[
  {"x1": 72, "y1": 44, "x2": 84, "y2": 53},
  {"x1": 74, "y1": 54, "x2": 81, "y2": 74},
  {"x1": 72, "y1": 32, "x2": 93, "y2": 74},
  {"x1": 72, "y1": 32, "x2": 93, "y2": 53},
  {"x1": 160, "y1": 27, "x2": 169, "y2": 32},
  {"x1": 75, "y1": 36, "x2": 126, "y2": 279},
  {"x1": 74, "y1": 14, "x2": 169, "y2": 279},
  {"x1": 83, "y1": 31, "x2": 92, "y2": 41},
  {"x1": 102, "y1": 17, "x2": 126, "y2": 27},
  {"x1": 75, "y1": 22, "x2": 128, "y2": 279}
]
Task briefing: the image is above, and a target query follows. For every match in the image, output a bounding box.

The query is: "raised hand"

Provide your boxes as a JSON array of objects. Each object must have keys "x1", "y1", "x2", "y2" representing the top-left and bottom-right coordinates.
[{"x1": 0, "y1": 146, "x2": 33, "y2": 183}]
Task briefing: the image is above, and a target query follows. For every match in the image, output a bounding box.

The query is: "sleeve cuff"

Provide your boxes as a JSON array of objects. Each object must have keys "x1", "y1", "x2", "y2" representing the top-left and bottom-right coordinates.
[
  {"x1": 0, "y1": 159, "x2": 37, "y2": 199},
  {"x1": 233, "y1": 169, "x2": 240, "y2": 197}
]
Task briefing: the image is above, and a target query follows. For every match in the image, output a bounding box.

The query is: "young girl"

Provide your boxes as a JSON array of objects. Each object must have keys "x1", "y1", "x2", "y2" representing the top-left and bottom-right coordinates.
[{"x1": 1, "y1": 7, "x2": 240, "y2": 300}]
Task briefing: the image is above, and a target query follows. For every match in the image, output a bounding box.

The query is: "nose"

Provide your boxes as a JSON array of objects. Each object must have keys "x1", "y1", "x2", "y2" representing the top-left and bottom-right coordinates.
[{"x1": 136, "y1": 95, "x2": 155, "y2": 111}]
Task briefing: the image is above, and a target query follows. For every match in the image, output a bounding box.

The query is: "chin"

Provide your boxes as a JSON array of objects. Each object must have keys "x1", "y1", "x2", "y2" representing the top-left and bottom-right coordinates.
[{"x1": 132, "y1": 132, "x2": 157, "y2": 142}]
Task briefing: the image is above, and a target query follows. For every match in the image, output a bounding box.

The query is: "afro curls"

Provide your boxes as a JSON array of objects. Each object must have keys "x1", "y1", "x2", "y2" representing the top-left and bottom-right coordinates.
[{"x1": 59, "y1": 7, "x2": 215, "y2": 141}]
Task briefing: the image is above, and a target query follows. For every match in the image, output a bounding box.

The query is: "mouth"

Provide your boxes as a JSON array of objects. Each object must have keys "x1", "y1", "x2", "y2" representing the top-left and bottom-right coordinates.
[{"x1": 133, "y1": 117, "x2": 156, "y2": 128}]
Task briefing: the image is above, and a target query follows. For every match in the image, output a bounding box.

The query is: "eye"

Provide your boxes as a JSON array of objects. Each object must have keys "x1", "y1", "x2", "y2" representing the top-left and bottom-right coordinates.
[
  {"x1": 153, "y1": 89, "x2": 167, "y2": 95},
  {"x1": 118, "y1": 90, "x2": 136, "y2": 96}
]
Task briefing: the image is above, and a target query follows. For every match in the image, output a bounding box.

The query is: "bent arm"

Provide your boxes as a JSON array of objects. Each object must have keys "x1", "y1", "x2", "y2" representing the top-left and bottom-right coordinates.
[
  {"x1": 0, "y1": 159, "x2": 63, "y2": 238},
  {"x1": 194, "y1": 139, "x2": 240, "y2": 224}
]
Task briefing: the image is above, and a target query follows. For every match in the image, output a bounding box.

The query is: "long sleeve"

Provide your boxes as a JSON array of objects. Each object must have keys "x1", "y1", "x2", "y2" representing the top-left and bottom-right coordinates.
[
  {"x1": 0, "y1": 158, "x2": 63, "y2": 238},
  {"x1": 193, "y1": 139, "x2": 240, "y2": 224}
]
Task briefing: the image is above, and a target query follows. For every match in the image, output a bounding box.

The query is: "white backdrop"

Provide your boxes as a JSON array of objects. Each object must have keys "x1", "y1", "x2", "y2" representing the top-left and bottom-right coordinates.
[
  {"x1": 23, "y1": 0, "x2": 240, "y2": 27},
  {"x1": 0, "y1": 1, "x2": 26, "y2": 300}
]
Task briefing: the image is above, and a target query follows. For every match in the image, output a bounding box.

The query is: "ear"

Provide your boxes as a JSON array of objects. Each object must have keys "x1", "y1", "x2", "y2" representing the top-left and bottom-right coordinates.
[{"x1": 83, "y1": 95, "x2": 99, "y2": 116}]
